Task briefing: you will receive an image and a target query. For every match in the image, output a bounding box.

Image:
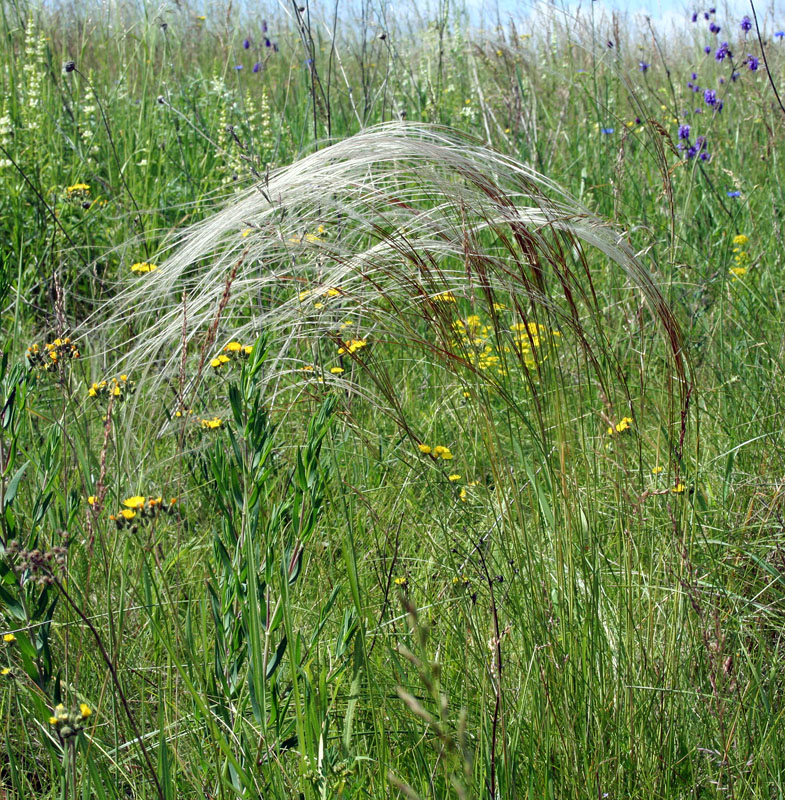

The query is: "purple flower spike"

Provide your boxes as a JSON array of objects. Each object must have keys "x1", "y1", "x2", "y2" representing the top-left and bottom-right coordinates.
[
  {"x1": 715, "y1": 42, "x2": 730, "y2": 61},
  {"x1": 678, "y1": 124, "x2": 691, "y2": 140},
  {"x1": 243, "y1": 38, "x2": 250, "y2": 49},
  {"x1": 727, "y1": 191, "x2": 741, "y2": 197},
  {"x1": 704, "y1": 45, "x2": 712, "y2": 54},
  {"x1": 747, "y1": 55, "x2": 759, "y2": 70},
  {"x1": 253, "y1": 62, "x2": 261, "y2": 72},
  {"x1": 691, "y1": 12, "x2": 698, "y2": 22},
  {"x1": 639, "y1": 61, "x2": 650, "y2": 72},
  {"x1": 704, "y1": 88, "x2": 717, "y2": 106},
  {"x1": 741, "y1": 16, "x2": 752, "y2": 33}
]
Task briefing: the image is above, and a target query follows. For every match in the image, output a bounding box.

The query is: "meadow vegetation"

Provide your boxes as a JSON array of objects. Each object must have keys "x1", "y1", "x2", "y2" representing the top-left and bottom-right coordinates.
[{"x1": 2, "y1": 0, "x2": 785, "y2": 797}]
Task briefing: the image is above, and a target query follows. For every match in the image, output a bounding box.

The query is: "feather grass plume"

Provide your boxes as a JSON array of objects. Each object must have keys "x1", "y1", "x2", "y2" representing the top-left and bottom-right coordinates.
[{"x1": 92, "y1": 122, "x2": 689, "y2": 447}]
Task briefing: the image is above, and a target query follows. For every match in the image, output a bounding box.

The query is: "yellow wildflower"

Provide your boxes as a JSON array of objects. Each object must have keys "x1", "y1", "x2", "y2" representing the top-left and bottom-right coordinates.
[
  {"x1": 651, "y1": 466, "x2": 664, "y2": 475},
  {"x1": 330, "y1": 367, "x2": 344, "y2": 374},
  {"x1": 224, "y1": 341, "x2": 243, "y2": 353},
  {"x1": 87, "y1": 495, "x2": 97, "y2": 505},
  {"x1": 122, "y1": 496, "x2": 146, "y2": 509},
  {"x1": 201, "y1": 417, "x2": 223, "y2": 430},
  {"x1": 729, "y1": 267, "x2": 747, "y2": 280},
  {"x1": 607, "y1": 417, "x2": 633, "y2": 435},
  {"x1": 66, "y1": 183, "x2": 90, "y2": 194},
  {"x1": 120, "y1": 509, "x2": 136, "y2": 520},
  {"x1": 434, "y1": 292, "x2": 457, "y2": 302},
  {"x1": 432, "y1": 445, "x2": 453, "y2": 460},
  {"x1": 3, "y1": 633, "x2": 16, "y2": 643},
  {"x1": 79, "y1": 703, "x2": 92, "y2": 718},
  {"x1": 1, "y1": 668, "x2": 11, "y2": 676},
  {"x1": 418, "y1": 444, "x2": 432, "y2": 454},
  {"x1": 671, "y1": 483, "x2": 687, "y2": 494},
  {"x1": 732, "y1": 234, "x2": 748, "y2": 247},
  {"x1": 130, "y1": 262, "x2": 158, "y2": 273}
]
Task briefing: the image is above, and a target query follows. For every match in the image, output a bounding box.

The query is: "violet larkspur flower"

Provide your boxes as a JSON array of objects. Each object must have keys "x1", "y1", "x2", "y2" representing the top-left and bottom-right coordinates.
[
  {"x1": 709, "y1": 22, "x2": 720, "y2": 34},
  {"x1": 704, "y1": 45, "x2": 712, "y2": 54},
  {"x1": 731, "y1": 71, "x2": 740, "y2": 81},
  {"x1": 235, "y1": 64, "x2": 243, "y2": 70},
  {"x1": 265, "y1": 37, "x2": 271, "y2": 47},
  {"x1": 639, "y1": 61, "x2": 650, "y2": 72},
  {"x1": 715, "y1": 42, "x2": 731, "y2": 61},
  {"x1": 601, "y1": 127, "x2": 614, "y2": 134},
  {"x1": 678, "y1": 124, "x2": 691, "y2": 139},
  {"x1": 704, "y1": 88, "x2": 718, "y2": 106},
  {"x1": 776, "y1": 31, "x2": 785, "y2": 39},
  {"x1": 253, "y1": 62, "x2": 261, "y2": 72},
  {"x1": 704, "y1": 11, "x2": 710, "y2": 19},
  {"x1": 243, "y1": 38, "x2": 251, "y2": 48},
  {"x1": 700, "y1": 152, "x2": 711, "y2": 161},
  {"x1": 741, "y1": 16, "x2": 752, "y2": 33},
  {"x1": 692, "y1": 12, "x2": 698, "y2": 22},
  {"x1": 709, "y1": 7, "x2": 715, "y2": 13},
  {"x1": 747, "y1": 55, "x2": 759, "y2": 70},
  {"x1": 727, "y1": 190, "x2": 741, "y2": 197},
  {"x1": 692, "y1": 72, "x2": 698, "y2": 80}
]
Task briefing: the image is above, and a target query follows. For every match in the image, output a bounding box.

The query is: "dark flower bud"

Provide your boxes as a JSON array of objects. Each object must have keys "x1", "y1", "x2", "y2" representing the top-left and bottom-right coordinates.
[{"x1": 64, "y1": 60, "x2": 76, "y2": 73}]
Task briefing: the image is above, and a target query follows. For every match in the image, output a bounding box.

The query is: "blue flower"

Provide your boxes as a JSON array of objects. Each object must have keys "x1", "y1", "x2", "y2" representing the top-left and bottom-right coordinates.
[
  {"x1": 678, "y1": 124, "x2": 691, "y2": 139},
  {"x1": 253, "y1": 62, "x2": 261, "y2": 72},
  {"x1": 741, "y1": 16, "x2": 752, "y2": 32},
  {"x1": 639, "y1": 61, "x2": 650, "y2": 72},
  {"x1": 704, "y1": 45, "x2": 712, "y2": 54},
  {"x1": 235, "y1": 64, "x2": 243, "y2": 70},
  {"x1": 776, "y1": 31, "x2": 785, "y2": 38},
  {"x1": 747, "y1": 55, "x2": 759, "y2": 70},
  {"x1": 262, "y1": 20, "x2": 268, "y2": 33},
  {"x1": 243, "y1": 38, "x2": 251, "y2": 49},
  {"x1": 715, "y1": 42, "x2": 731, "y2": 61},
  {"x1": 601, "y1": 128, "x2": 614, "y2": 134},
  {"x1": 704, "y1": 88, "x2": 718, "y2": 106},
  {"x1": 691, "y1": 72, "x2": 698, "y2": 80},
  {"x1": 709, "y1": 22, "x2": 721, "y2": 34},
  {"x1": 727, "y1": 190, "x2": 741, "y2": 197},
  {"x1": 265, "y1": 37, "x2": 271, "y2": 47},
  {"x1": 731, "y1": 71, "x2": 740, "y2": 81},
  {"x1": 699, "y1": 152, "x2": 711, "y2": 162},
  {"x1": 691, "y1": 12, "x2": 698, "y2": 22}
]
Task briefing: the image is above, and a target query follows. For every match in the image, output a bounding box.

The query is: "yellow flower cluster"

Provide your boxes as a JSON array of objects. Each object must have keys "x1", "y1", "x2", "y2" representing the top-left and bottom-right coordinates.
[
  {"x1": 27, "y1": 338, "x2": 80, "y2": 371},
  {"x1": 109, "y1": 495, "x2": 178, "y2": 529},
  {"x1": 337, "y1": 338, "x2": 367, "y2": 355},
  {"x1": 210, "y1": 341, "x2": 253, "y2": 369},
  {"x1": 451, "y1": 317, "x2": 559, "y2": 376},
  {"x1": 88, "y1": 374, "x2": 133, "y2": 401},
  {"x1": 730, "y1": 233, "x2": 750, "y2": 280},
  {"x1": 433, "y1": 291, "x2": 457, "y2": 302},
  {"x1": 418, "y1": 443, "x2": 453, "y2": 460},
  {"x1": 130, "y1": 262, "x2": 157, "y2": 273},
  {"x1": 48, "y1": 702, "x2": 93, "y2": 740},
  {"x1": 607, "y1": 416, "x2": 633, "y2": 436},
  {"x1": 201, "y1": 416, "x2": 223, "y2": 430},
  {"x1": 66, "y1": 183, "x2": 90, "y2": 196}
]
